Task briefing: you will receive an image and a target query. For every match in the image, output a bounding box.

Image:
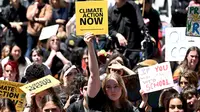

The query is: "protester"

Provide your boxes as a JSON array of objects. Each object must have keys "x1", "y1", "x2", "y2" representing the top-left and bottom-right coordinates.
[
  {"x1": 0, "y1": 60, "x2": 19, "y2": 82},
  {"x1": 2, "y1": 0, "x2": 28, "y2": 55},
  {"x1": 25, "y1": 0, "x2": 52, "y2": 58},
  {"x1": 84, "y1": 32, "x2": 146, "y2": 112},
  {"x1": 1, "y1": 44, "x2": 31, "y2": 82},
  {"x1": 0, "y1": 98, "x2": 16, "y2": 112},
  {"x1": 1, "y1": 45, "x2": 10, "y2": 59},
  {"x1": 44, "y1": 35, "x2": 70, "y2": 77},
  {"x1": 166, "y1": 93, "x2": 187, "y2": 112},
  {"x1": 181, "y1": 85, "x2": 198, "y2": 112},
  {"x1": 173, "y1": 46, "x2": 200, "y2": 81},
  {"x1": 41, "y1": 94, "x2": 63, "y2": 112},
  {"x1": 28, "y1": 47, "x2": 51, "y2": 76}
]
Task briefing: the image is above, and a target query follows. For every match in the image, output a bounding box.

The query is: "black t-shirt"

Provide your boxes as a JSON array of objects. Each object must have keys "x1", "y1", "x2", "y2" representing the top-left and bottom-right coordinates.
[{"x1": 87, "y1": 88, "x2": 143, "y2": 112}]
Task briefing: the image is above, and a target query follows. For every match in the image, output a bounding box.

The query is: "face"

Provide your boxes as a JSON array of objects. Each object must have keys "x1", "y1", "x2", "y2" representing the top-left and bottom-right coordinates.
[
  {"x1": 179, "y1": 77, "x2": 189, "y2": 89},
  {"x1": 10, "y1": 0, "x2": 20, "y2": 5},
  {"x1": 82, "y1": 54, "x2": 88, "y2": 65},
  {"x1": 11, "y1": 45, "x2": 21, "y2": 61},
  {"x1": 105, "y1": 78, "x2": 122, "y2": 102},
  {"x1": 35, "y1": 90, "x2": 49, "y2": 109},
  {"x1": 169, "y1": 98, "x2": 184, "y2": 112},
  {"x1": 42, "y1": 101, "x2": 61, "y2": 112},
  {"x1": 187, "y1": 94, "x2": 197, "y2": 111},
  {"x1": 3, "y1": 47, "x2": 10, "y2": 57},
  {"x1": 187, "y1": 50, "x2": 199, "y2": 70},
  {"x1": 63, "y1": 68, "x2": 77, "y2": 85},
  {"x1": 50, "y1": 36, "x2": 60, "y2": 51},
  {"x1": 80, "y1": 86, "x2": 88, "y2": 98},
  {"x1": 3, "y1": 65, "x2": 17, "y2": 81},
  {"x1": 32, "y1": 51, "x2": 43, "y2": 64}
]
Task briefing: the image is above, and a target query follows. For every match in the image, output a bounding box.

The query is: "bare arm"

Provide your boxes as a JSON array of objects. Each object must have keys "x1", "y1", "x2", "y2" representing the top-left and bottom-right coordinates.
[
  {"x1": 44, "y1": 50, "x2": 56, "y2": 68},
  {"x1": 85, "y1": 33, "x2": 100, "y2": 98}
]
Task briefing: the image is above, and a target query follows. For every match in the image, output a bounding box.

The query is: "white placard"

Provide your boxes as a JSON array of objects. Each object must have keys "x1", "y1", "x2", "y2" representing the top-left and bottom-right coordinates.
[
  {"x1": 39, "y1": 24, "x2": 59, "y2": 40},
  {"x1": 165, "y1": 27, "x2": 200, "y2": 61},
  {"x1": 138, "y1": 62, "x2": 174, "y2": 93}
]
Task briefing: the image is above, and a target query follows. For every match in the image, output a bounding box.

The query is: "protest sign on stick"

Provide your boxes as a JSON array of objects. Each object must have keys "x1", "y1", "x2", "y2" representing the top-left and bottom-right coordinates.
[
  {"x1": 75, "y1": 1, "x2": 108, "y2": 35},
  {"x1": 20, "y1": 75, "x2": 60, "y2": 94},
  {"x1": 138, "y1": 62, "x2": 174, "y2": 93},
  {"x1": 0, "y1": 80, "x2": 25, "y2": 111}
]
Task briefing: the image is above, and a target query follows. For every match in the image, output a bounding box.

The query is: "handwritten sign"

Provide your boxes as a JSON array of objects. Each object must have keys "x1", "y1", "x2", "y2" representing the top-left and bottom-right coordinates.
[
  {"x1": 39, "y1": 24, "x2": 59, "y2": 40},
  {"x1": 186, "y1": 6, "x2": 200, "y2": 36},
  {"x1": 75, "y1": 1, "x2": 108, "y2": 35},
  {"x1": 0, "y1": 80, "x2": 25, "y2": 111},
  {"x1": 138, "y1": 62, "x2": 174, "y2": 93},
  {"x1": 20, "y1": 75, "x2": 60, "y2": 94}
]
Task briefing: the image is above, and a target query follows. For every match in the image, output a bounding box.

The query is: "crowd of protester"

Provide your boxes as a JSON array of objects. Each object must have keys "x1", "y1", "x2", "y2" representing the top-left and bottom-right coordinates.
[{"x1": 0, "y1": 0, "x2": 200, "y2": 112}]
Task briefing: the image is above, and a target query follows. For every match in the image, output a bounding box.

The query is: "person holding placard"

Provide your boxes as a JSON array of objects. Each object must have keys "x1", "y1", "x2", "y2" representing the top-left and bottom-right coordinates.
[{"x1": 84, "y1": 32, "x2": 147, "y2": 112}]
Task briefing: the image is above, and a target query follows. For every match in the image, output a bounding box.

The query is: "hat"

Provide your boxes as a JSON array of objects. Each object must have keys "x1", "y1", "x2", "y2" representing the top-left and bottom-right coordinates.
[
  {"x1": 137, "y1": 59, "x2": 158, "y2": 66},
  {"x1": 108, "y1": 61, "x2": 136, "y2": 76},
  {"x1": 62, "y1": 63, "x2": 76, "y2": 77}
]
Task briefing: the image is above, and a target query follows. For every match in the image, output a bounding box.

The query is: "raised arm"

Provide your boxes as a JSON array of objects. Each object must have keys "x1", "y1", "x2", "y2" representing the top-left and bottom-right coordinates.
[{"x1": 85, "y1": 33, "x2": 100, "y2": 98}]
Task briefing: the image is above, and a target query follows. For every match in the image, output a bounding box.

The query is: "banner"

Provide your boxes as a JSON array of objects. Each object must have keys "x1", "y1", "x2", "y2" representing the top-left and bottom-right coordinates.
[
  {"x1": 0, "y1": 80, "x2": 25, "y2": 111},
  {"x1": 186, "y1": 6, "x2": 200, "y2": 36},
  {"x1": 75, "y1": 1, "x2": 108, "y2": 35},
  {"x1": 20, "y1": 75, "x2": 60, "y2": 94},
  {"x1": 138, "y1": 62, "x2": 174, "y2": 93}
]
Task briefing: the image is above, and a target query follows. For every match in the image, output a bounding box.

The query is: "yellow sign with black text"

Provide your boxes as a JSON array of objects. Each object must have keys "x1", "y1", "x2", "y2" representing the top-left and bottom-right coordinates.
[
  {"x1": 75, "y1": 1, "x2": 108, "y2": 35},
  {"x1": 20, "y1": 75, "x2": 60, "y2": 94},
  {"x1": 0, "y1": 80, "x2": 25, "y2": 111}
]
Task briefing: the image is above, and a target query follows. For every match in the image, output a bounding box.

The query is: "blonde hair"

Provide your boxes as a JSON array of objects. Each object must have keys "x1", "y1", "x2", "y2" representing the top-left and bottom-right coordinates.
[
  {"x1": 1, "y1": 45, "x2": 10, "y2": 59},
  {"x1": 102, "y1": 73, "x2": 132, "y2": 111}
]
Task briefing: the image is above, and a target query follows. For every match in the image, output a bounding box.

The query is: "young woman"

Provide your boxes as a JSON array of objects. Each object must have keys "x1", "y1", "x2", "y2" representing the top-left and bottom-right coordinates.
[
  {"x1": 1, "y1": 44, "x2": 31, "y2": 82},
  {"x1": 85, "y1": 33, "x2": 146, "y2": 112},
  {"x1": 0, "y1": 61, "x2": 19, "y2": 82},
  {"x1": 44, "y1": 35, "x2": 70, "y2": 77},
  {"x1": 41, "y1": 94, "x2": 63, "y2": 112},
  {"x1": 173, "y1": 46, "x2": 200, "y2": 81},
  {"x1": 167, "y1": 93, "x2": 187, "y2": 112},
  {"x1": 1, "y1": 45, "x2": 10, "y2": 59},
  {"x1": 0, "y1": 98, "x2": 16, "y2": 112}
]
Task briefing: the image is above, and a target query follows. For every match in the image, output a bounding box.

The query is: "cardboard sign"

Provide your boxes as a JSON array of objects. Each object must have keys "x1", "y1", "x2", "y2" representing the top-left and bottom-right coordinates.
[
  {"x1": 165, "y1": 27, "x2": 200, "y2": 61},
  {"x1": 0, "y1": 80, "x2": 25, "y2": 111},
  {"x1": 186, "y1": 6, "x2": 200, "y2": 36},
  {"x1": 75, "y1": 1, "x2": 108, "y2": 35},
  {"x1": 138, "y1": 62, "x2": 174, "y2": 93},
  {"x1": 20, "y1": 75, "x2": 60, "y2": 94},
  {"x1": 39, "y1": 24, "x2": 59, "y2": 40}
]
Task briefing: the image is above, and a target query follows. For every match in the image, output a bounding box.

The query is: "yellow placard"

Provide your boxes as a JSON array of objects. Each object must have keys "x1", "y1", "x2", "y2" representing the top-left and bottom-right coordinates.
[
  {"x1": 20, "y1": 75, "x2": 60, "y2": 94},
  {"x1": 75, "y1": 1, "x2": 108, "y2": 35},
  {"x1": 0, "y1": 80, "x2": 25, "y2": 111}
]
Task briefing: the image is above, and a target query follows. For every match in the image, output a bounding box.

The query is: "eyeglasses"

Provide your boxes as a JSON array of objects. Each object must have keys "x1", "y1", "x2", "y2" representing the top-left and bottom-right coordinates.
[{"x1": 169, "y1": 105, "x2": 183, "y2": 110}]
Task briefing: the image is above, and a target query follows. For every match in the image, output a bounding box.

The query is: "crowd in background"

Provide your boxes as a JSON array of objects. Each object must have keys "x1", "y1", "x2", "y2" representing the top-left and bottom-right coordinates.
[{"x1": 0, "y1": 0, "x2": 199, "y2": 112}]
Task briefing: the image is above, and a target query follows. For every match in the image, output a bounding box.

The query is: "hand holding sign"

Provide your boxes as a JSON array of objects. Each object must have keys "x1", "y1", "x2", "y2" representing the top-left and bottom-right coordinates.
[{"x1": 138, "y1": 62, "x2": 174, "y2": 93}]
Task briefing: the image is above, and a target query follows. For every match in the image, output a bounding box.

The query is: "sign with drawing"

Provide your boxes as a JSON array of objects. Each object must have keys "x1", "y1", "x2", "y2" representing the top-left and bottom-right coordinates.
[{"x1": 186, "y1": 6, "x2": 200, "y2": 36}]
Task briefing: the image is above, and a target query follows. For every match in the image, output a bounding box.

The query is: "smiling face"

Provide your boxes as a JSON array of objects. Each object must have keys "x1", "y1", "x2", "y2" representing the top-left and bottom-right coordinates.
[
  {"x1": 105, "y1": 78, "x2": 122, "y2": 102},
  {"x1": 187, "y1": 50, "x2": 199, "y2": 70},
  {"x1": 49, "y1": 36, "x2": 60, "y2": 51},
  {"x1": 11, "y1": 45, "x2": 21, "y2": 61}
]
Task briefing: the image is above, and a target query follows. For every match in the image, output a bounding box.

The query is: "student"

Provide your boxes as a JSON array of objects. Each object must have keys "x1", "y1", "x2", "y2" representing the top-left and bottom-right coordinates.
[
  {"x1": 0, "y1": 98, "x2": 16, "y2": 112},
  {"x1": 84, "y1": 33, "x2": 146, "y2": 112}
]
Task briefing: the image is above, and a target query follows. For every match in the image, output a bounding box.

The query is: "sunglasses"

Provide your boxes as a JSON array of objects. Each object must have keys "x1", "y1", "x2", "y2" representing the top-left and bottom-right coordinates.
[
  {"x1": 111, "y1": 69, "x2": 123, "y2": 74},
  {"x1": 169, "y1": 105, "x2": 183, "y2": 110}
]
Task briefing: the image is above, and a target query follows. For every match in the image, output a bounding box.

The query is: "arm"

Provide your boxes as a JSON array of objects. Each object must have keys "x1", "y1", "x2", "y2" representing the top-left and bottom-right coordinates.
[
  {"x1": 44, "y1": 50, "x2": 56, "y2": 68},
  {"x1": 56, "y1": 51, "x2": 70, "y2": 65},
  {"x1": 85, "y1": 33, "x2": 100, "y2": 98},
  {"x1": 34, "y1": 5, "x2": 53, "y2": 23},
  {"x1": 26, "y1": 3, "x2": 38, "y2": 21}
]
